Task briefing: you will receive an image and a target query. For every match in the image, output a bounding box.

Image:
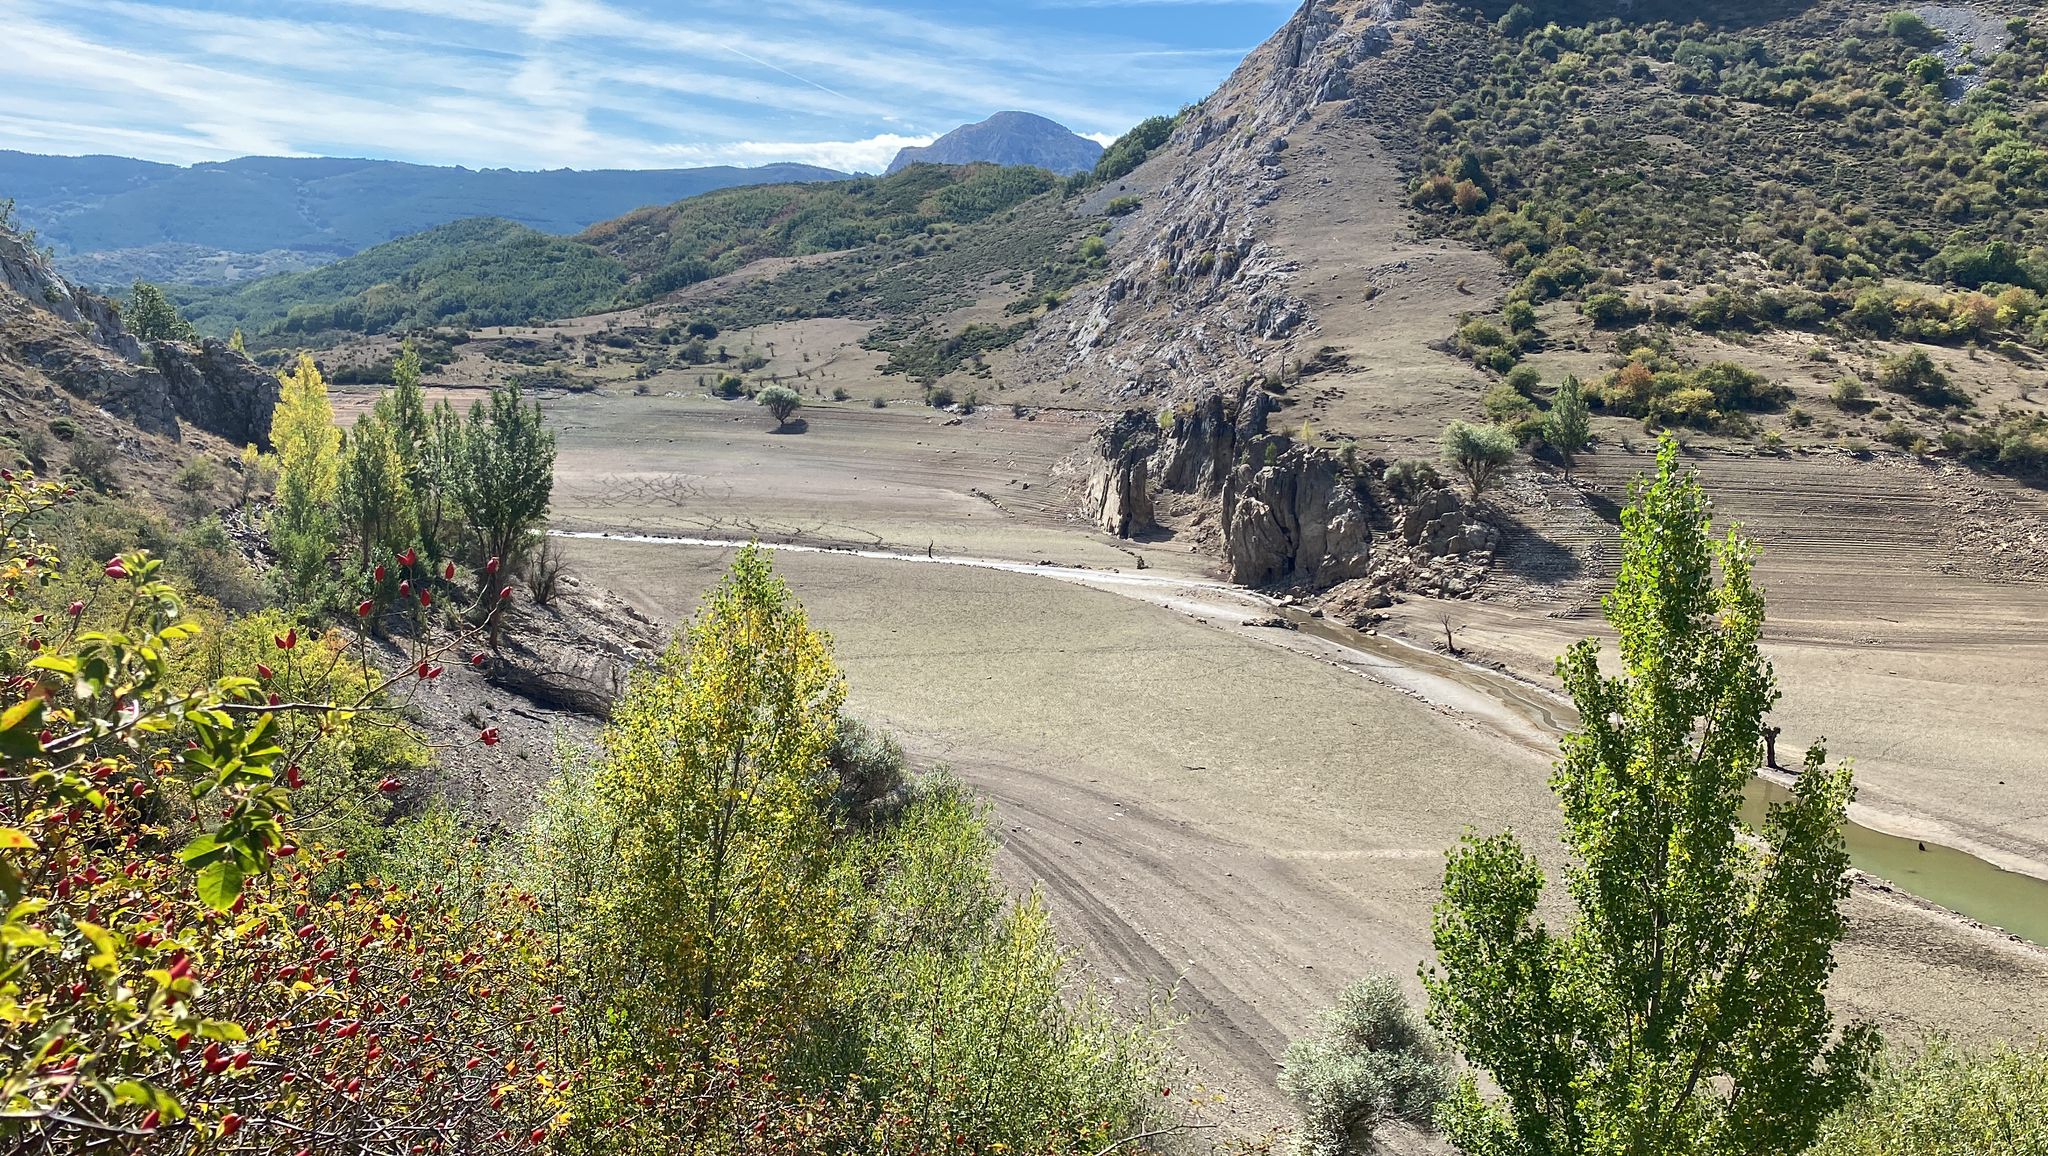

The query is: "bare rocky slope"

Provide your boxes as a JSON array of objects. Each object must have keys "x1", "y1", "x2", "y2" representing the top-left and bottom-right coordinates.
[
  {"x1": 0, "y1": 225, "x2": 282, "y2": 485},
  {"x1": 1029, "y1": 0, "x2": 1512, "y2": 591},
  {"x1": 1029, "y1": 0, "x2": 2048, "y2": 608}
]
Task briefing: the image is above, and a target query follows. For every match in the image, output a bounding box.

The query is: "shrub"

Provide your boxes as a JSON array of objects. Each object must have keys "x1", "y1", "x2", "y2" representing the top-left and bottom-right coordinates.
[
  {"x1": 925, "y1": 383, "x2": 955, "y2": 408},
  {"x1": 1832, "y1": 378, "x2": 1871, "y2": 411},
  {"x1": 1692, "y1": 362, "x2": 1789, "y2": 411},
  {"x1": 757, "y1": 384, "x2": 804, "y2": 428},
  {"x1": 1483, "y1": 381, "x2": 1534, "y2": 423},
  {"x1": 715, "y1": 373, "x2": 745, "y2": 398},
  {"x1": 1582, "y1": 291, "x2": 1646, "y2": 327},
  {"x1": 17, "y1": 428, "x2": 48, "y2": 468},
  {"x1": 870, "y1": 396, "x2": 887, "y2": 408},
  {"x1": 1808, "y1": 1041, "x2": 2048, "y2": 1155},
  {"x1": 1439, "y1": 420, "x2": 1517, "y2": 497},
  {"x1": 1280, "y1": 976, "x2": 1450, "y2": 1156},
  {"x1": 1383, "y1": 458, "x2": 1443, "y2": 497},
  {"x1": 825, "y1": 716, "x2": 909, "y2": 822},
  {"x1": 68, "y1": 434, "x2": 119, "y2": 490},
  {"x1": 1105, "y1": 196, "x2": 1141, "y2": 217},
  {"x1": 1877, "y1": 350, "x2": 1968, "y2": 406},
  {"x1": 832, "y1": 386, "x2": 850, "y2": 401}
]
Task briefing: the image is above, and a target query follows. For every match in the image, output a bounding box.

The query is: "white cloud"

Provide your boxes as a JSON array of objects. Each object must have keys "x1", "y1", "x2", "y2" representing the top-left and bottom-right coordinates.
[{"x1": 0, "y1": 0, "x2": 1268, "y2": 170}]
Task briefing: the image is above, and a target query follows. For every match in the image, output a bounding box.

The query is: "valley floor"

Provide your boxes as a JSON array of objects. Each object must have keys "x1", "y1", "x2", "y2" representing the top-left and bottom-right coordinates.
[{"x1": 531, "y1": 390, "x2": 2048, "y2": 1142}]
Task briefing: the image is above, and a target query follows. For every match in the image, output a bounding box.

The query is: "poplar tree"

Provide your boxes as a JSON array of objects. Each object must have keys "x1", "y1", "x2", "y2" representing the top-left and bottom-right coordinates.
[
  {"x1": 591, "y1": 545, "x2": 848, "y2": 1053},
  {"x1": 1425, "y1": 437, "x2": 1875, "y2": 1156},
  {"x1": 267, "y1": 354, "x2": 341, "y2": 588},
  {"x1": 337, "y1": 412, "x2": 417, "y2": 571}
]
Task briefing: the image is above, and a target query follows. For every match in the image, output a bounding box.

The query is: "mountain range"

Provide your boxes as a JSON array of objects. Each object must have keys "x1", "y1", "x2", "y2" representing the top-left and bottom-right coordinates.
[{"x1": 0, "y1": 153, "x2": 847, "y2": 285}]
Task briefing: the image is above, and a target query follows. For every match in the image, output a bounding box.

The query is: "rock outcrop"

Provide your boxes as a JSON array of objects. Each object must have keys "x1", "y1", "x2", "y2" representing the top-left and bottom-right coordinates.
[
  {"x1": 1084, "y1": 410, "x2": 1160, "y2": 538},
  {"x1": 1, "y1": 224, "x2": 278, "y2": 446},
  {"x1": 1401, "y1": 488, "x2": 1500, "y2": 559},
  {"x1": 151, "y1": 338, "x2": 282, "y2": 447},
  {"x1": 1088, "y1": 382, "x2": 1383, "y2": 587},
  {"x1": 1222, "y1": 437, "x2": 1375, "y2": 586}
]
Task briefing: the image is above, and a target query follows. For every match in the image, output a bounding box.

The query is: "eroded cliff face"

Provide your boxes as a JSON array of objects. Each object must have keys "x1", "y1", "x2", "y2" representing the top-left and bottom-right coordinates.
[
  {"x1": 1014, "y1": 0, "x2": 1411, "y2": 402},
  {"x1": 1, "y1": 227, "x2": 277, "y2": 446},
  {"x1": 1089, "y1": 382, "x2": 1376, "y2": 586}
]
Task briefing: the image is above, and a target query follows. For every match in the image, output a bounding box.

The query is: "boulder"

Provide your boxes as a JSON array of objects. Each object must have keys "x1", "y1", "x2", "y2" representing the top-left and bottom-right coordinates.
[{"x1": 1221, "y1": 436, "x2": 1373, "y2": 587}]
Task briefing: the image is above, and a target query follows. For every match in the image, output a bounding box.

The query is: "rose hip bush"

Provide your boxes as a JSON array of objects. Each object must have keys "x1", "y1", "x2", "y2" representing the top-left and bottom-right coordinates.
[{"x1": 0, "y1": 472, "x2": 563, "y2": 1151}]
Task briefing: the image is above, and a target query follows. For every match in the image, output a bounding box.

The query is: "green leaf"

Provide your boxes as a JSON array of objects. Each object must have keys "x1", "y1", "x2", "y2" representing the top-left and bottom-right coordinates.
[
  {"x1": 195, "y1": 858, "x2": 244, "y2": 911},
  {"x1": 197, "y1": 1019, "x2": 248, "y2": 1042},
  {"x1": 0, "y1": 698, "x2": 46, "y2": 759}
]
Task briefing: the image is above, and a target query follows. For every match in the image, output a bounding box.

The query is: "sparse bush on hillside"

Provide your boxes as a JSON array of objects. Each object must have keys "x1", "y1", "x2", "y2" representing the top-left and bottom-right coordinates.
[
  {"x1": 1384, "y1": 457, "x2": 1444, "y2": 498},
  {"x1": 68, "y1": 433, "x2": 118, "y2": 491},
  {"x1": 1877, "y1": 349, "x2": 1969, "y2": 407},
  {"x1": 1281, "y1": 976, "x2": 1451, "y2": 1156}
]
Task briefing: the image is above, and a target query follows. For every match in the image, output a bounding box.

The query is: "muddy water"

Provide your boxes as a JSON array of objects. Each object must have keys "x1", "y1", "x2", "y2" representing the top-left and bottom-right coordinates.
[
  {"x1": 1743, "y1": 779, "x2": 2048, "y2": 944},
  {"x1": 557, "y1": 530, "x2": 2048, "y2": 945}
]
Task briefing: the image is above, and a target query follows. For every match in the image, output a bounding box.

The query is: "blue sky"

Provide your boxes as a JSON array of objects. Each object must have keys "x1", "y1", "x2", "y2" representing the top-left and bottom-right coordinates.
[{"x1": 0, "y1": 0, "x2": 1294, "y2": 172}]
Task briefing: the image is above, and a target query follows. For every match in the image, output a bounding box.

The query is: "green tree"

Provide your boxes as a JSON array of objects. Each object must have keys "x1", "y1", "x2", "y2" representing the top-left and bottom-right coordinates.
[
  {"x1": 267, "y1": 353, "x2": 341, "y2": 589},
  {"x1": 756, "y1": 383, "x2": 803, "y2": 428},
  {"x1": 1439, "y1": 419, "x2": 1517, "y2": 497},
  {"x1": 589, "y1": 544, "x2": 847, "y2": 1051},
  {"x1": 126, "y1": 281, "x2": 195, "y2": 343},
  {"x1": 450, "y1": 382, "x2": 553, "y2": 583},
  {"x1": 228, "y1": 327, "x2": 248, "y2": 354},
  {"x1": 1425, "y1": 437, "x2": 1876, "y2": 1156},
  {"x1": 1545, "y1": 375, "x2": 1593, "y2": 475},
  {"x1": 337, "y1": 411, "x2": 418, "y2": 571}
]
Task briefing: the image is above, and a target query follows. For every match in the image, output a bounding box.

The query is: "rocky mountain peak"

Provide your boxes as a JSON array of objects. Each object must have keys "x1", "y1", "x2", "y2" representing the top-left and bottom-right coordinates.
[{"x1": 886, "y1": 111, "x2": 1104, "y2": 175}]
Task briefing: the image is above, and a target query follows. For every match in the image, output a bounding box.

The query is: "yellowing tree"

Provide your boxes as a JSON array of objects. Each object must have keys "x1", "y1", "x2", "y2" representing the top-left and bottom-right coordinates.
[
  {"x1": 268, "y1": 353, "x2": 340, "y2": 588},
  {"x1": 590, "y1": 544, "x2": 848, "y2": 1062}
]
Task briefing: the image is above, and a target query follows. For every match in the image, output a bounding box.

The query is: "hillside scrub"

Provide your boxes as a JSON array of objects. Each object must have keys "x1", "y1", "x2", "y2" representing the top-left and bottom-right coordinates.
[
  {"x1": 1426, "y1": 437, "x2": 1875, "y2": 1155},
  {"x1": 1387, "y1": 6, "x2": 2048, "y2": 353},
  {"x1": 1807, "y1": 1040, "x2": 2048, "y2": 1155},
  {"x1": 1281, "y1": 976, "x2": 1451, "y2": 1156}
]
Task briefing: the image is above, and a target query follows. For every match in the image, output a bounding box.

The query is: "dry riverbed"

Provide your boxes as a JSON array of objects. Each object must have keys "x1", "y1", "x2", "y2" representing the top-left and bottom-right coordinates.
[{"x1": 535, "y1": 391, "x2": 2048, "y2": 1141}]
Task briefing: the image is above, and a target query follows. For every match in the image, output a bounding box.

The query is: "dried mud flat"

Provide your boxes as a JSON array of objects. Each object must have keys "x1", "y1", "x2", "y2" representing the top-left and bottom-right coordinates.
[{"x1": 543, "y1": 398, "x2": 2048, "y2": 1141}]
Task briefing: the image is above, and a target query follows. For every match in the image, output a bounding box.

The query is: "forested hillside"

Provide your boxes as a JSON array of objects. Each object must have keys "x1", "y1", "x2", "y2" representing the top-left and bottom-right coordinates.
[
  {"x1": 165, "y1": 163, "x2": 1072, "y2": 347},
  {"x1": 0, "y1": 151, "x2": 848, "y2": 284}
]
